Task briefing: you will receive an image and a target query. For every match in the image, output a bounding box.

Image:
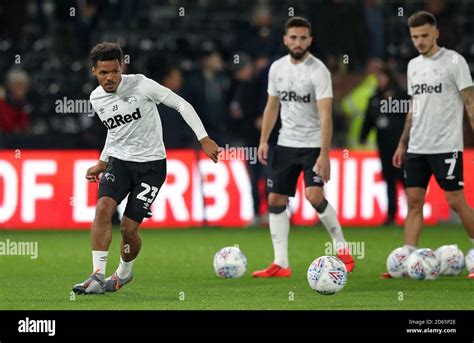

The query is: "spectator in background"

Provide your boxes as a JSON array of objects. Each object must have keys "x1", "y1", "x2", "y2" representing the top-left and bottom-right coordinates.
[
  {"x1": 360, "y1": 66, "x2": 407, "y2": 225},
  {"x1": 158, "y1": 65, "x2": 195, "y2": 148},
  {"x1": 425, "y1": 0, "x2": 459, "y2": 49},
  {"x1": 237, "y1": 5, "x2": 281, "y2": 66},
  {"x1": 184, "y1": 43, "x2": 230, "y2": 146},
  {"x1": 0, "y1": 68, "x2": 31, "y2": 134},
  {"x1": 341, "y1": 58, "x2": 383, "y2": 148},
  {"x1": 364, "y1": 0, "x2": 385, "y2": 60},
  {"x1": 311, "y1": 0, "x2": 370, "y2": 72},
  {"x1": 227, "y1": 53, "x2": 266, "y2": 223}
]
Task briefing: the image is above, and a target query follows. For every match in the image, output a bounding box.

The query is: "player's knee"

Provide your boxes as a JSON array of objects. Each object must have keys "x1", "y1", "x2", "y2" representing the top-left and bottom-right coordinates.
[
  {"x1": 94, "y1": 200, "x2": 114, "y2": 224},
  {"x1": 268, "y1": 193, "x2": 287, "y2": 207},
  {"x1": 305, "y1": 190, "x2": 324, "y2": 208},
  {"x1": 120, "y1": 223, "x2": 139, "y2": 238},
  {"x1": 407, "y1": 197, "x2": 424, "y2": 212},
  {"x1": 445, "y1": 195, "x2": 463, "y2": 213}
]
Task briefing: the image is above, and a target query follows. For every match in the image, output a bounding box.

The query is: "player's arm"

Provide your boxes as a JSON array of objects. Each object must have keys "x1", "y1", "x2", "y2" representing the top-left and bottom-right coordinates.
[
  {"x1": 393, "y1": 110, "x2": 412, "y2": 168},
  {"x1": 314, "y1": 97, "x2": 332, "y2": 182},
  {"x1": 140, "y1": 75, "x2": 219, "y2": 163},
  {"x1": 460, "y1": 86, "x2": 474, "y2": 131},
  {"x1": 258, "y1": 95, "x2": 280, "y2": 165},
  {"x1": 161, "y1": 91, "x2": 219, "y2": 163}
]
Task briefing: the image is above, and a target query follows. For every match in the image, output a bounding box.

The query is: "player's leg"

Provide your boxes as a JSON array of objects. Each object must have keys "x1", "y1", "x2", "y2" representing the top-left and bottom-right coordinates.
[
  {"x1": 120, "y1": 215, "x2": 142, "y2": 262},
  {"x1": 300, "y1": 147, "x2": 354, "y2": 271},
  {"x1": 305, "y1": 186, "x2": 354, "y2": 272},
  {"x1": 91, "y1": 196, "x2": 118, "y2": 268},
  {"x1": 431, "y1": 152, "x2": 474, "y2": 276},
  {"x1": 402, "y1": 154, "x2": 432, "y2": 249},
  {"x1": 445, "y1": 190, "x2": 474, "y2": 240},
  {"x1": 382, "y1": 154, "x2": 430, "y2": 278},
  {"x1": 105, "y1": 215, "x2": 140, "y2": 292},
  {"x1": 253, "y1": 146, "x2": 299, "y2": 278},
  {"x1": 252, "y1": 192, "x2": 292, "y2": 277},
  {"x1": 106, "y1": 159, "x2": 166, "y2": 291},
  {"x1": 404, "y1": 187, "x2": 426, "y2": 247},
  {"x1": 73, "y1": 157, "x2": 130, "y2": 294}
]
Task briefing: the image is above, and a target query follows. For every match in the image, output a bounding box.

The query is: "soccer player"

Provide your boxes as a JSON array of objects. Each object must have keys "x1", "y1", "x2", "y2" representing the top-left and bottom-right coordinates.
[
  {"x1": 253, "y1": 17, "x2": 354, "y2": 278},
  {"x1": 73, "y1": 42, "x2": 219, "y2": 294},
  {"x1": 388, "y1": 11, "x2": 474, "y2": 279}
]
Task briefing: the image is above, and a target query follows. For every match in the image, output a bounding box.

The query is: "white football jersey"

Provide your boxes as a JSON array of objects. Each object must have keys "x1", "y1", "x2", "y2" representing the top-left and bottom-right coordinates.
[
  {"x1": 267, "y1": 53, "x2": 333, "y2": 148},
  {"x1": 407, "y1": 47, "x2": 473, "y2": 154},
  {"x1": 90, "y1": 74, "x2": 207, "y2": 162}
]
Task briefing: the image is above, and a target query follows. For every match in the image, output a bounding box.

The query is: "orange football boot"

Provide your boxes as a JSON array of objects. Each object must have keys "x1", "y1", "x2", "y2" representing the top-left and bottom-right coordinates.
[
  {"x1": 337, "y1": 248, "x2": 355, "y2": 273},
  {"x1": 252, "y1": 263, "x2": 292, "y2": 278}
]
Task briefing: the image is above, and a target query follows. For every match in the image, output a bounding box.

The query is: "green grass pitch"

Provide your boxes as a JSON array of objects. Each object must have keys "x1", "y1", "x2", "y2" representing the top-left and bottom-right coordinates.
[{"x1": 0, "y1": 224, "x2": 472, "y2": 310}]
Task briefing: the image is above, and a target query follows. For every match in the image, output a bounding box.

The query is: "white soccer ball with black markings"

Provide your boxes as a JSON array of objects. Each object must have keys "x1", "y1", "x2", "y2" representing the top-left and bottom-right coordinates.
[
  {"x1": 213, "y1": 246, "x2": 247, "y2": 278},
  {"x1": 435, "y1": 245, "x2": 465, "y2": 276},
  {"x1": 465, "y1": 248, "x2": 474, "y2": 274},
  {"x1": 406, "y1": 248, "x2": 441, "y2": 280},
  {"x1": 386, "y1": 246, "x2": 412, "y2": 278},
  {"x1": 307, "y1": 256, "x2": 348, "y2": 295}
]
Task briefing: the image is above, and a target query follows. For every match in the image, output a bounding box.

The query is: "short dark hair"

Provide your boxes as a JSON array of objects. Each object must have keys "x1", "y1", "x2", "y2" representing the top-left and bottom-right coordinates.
[
  {"x1": 285, "y1": 16, "x2": 312, "y2": 34},
  {"x1": 407, "y1": 11, "x2": 437, "y2": 28},
  {"x1": 90, "y1": 42, "x2": 123, "y2": 66}
]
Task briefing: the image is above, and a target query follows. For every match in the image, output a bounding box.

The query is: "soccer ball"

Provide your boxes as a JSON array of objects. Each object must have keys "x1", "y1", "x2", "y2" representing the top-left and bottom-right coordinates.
[
  {"x1": 406, "y1": 248, "x2": 441, "y2": 280},
  {"x1": 307, "y1": 256, "x2": 348, "y2": 295},
  {"x1": 213, "y1": 246, "x2": 247, "y2": 278},
  {"x1": 386, "y1": 247, "x2": 412, "y2": 278},
  {"x1": 466, "y1": 248, "x2": 474, "y2": 274},
  {"x1": 435, "y1": 245, "x2": 465, "y2": 276}
]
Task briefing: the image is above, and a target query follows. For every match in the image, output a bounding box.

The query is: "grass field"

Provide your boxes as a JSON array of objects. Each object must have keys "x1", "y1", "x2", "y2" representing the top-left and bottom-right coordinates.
[{"x1": 0, "y1": 224, "x2": 473, "y2": 310}]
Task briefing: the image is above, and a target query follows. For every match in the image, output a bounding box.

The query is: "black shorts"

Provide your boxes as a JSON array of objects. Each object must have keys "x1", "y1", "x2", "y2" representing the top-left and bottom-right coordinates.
[
  {"x1": 98, "y1": 156, "x2": 167, "y2": 223},
  {"x1": 266, "y1": 145, "x2": 324, "y2": 197},
  {"x1": 404, "y1": 151, "x2": 464, "y2": 191}
]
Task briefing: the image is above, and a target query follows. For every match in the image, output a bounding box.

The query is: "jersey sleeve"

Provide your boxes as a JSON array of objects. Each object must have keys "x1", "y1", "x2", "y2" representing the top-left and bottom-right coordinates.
[
  {"x1": 312, "y1": 65, "x2": 333, "y2": 100},
  {"x1": 267, "y1": 62, "x2": 278, "y2": 96},
  {"x1": 160, "y1": 91, "x2": 208, "y2": 141},
  {"x1": 139, "y1": 74, "x2": 172, "y2": 104},
  {"x1": 452, "y1": 53, "x2": 473, "y2": 91}
]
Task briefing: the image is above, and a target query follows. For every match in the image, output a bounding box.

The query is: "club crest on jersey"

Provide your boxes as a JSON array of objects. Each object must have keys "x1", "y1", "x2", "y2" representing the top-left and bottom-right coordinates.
[
  {"x1": 102, "y1": 108, "x2": 142, "y2": 130},
  {"x1": 277, "y1": 91, "x2": 310, "y2": 103},
  {"x1": 126, "y1": 96, "x2": 137, "y2": 104}
]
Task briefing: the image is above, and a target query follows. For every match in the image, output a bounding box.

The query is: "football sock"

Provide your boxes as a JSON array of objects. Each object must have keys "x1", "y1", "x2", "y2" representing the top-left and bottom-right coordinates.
[
  {"x1": 269, "y1": 205, "x2": 290, "y2": 268},
  {"x1": 314, "y1": 199, "x2": 347, "y2": 251},
  {"x1": 404, "y1": 245, "x2": 417, "y2": 253},
  {"x1": 92, "y1": 250, "x2": 108, "y2": 275},
  {"x1": 116, "y1": 256, "x2": 135, "y2": 279}
]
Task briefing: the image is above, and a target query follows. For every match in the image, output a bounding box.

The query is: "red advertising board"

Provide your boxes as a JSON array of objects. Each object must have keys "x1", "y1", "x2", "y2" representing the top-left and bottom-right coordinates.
[{"x1": 0, "y1": 150, "x2": 472, "y2": 229}]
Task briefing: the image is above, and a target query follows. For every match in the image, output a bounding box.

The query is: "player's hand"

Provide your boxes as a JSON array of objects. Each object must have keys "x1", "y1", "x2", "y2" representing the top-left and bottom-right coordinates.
[
  {"x1": 314, "y1": 155, "x2": 330, "y2": 183},
  {"x1": 392, "y1": 144, "x2": 406, "y2": 168},
  {"x1": 86, "y1": 161, "x2": 107, "y2": 183},
  {"x1": 200, "y1": 136, "x2": 219, "y2": 163},
  {"x1": 258, "y1": 142, "x2": 269, "y2": 165}
]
